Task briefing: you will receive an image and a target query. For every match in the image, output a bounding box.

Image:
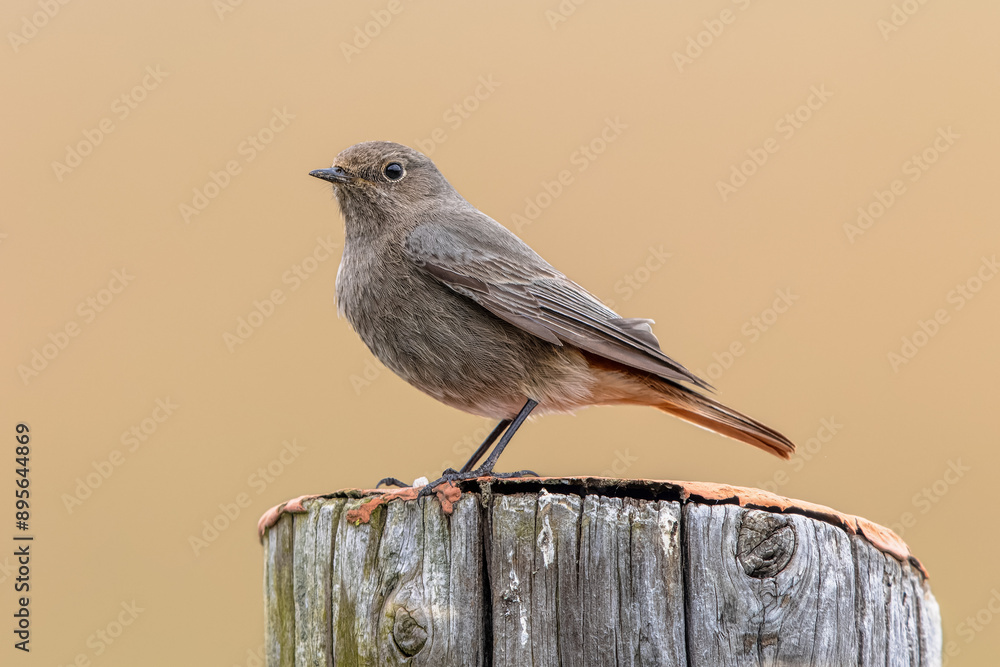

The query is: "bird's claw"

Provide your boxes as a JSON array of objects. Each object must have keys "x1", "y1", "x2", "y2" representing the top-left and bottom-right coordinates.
[
  {"x1": 417, "y1": 468, "x2": 540, "y2": 498},
  {"x1": 376, "y1": 477, "x2": 411, "y2": 489}
]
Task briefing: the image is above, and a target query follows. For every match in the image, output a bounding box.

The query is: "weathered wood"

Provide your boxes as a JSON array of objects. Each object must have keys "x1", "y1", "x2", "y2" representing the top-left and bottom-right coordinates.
[
  {"x1": 262, "y1": 478, "x2": 941, "y2": 666},
  {"x1": 685, "y1": 504, "x2": 858, "y2": 665},
  {"x1": 292, "y1": 498, "x2": 338, "y2": 667},
  {"x1": 264, "y1": 513, "x2": 295, "y2": 667},
  {"x1": 852, "y1": 534, "x2": 941, "y2": 667},
  {"x1": 321, "y1": 493, "x2": 483, "y2": 665}
]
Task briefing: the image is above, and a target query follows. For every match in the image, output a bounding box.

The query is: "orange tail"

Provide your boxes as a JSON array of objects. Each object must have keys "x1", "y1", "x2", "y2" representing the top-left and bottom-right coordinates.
[{"x1": 656, "y1": 390, "x2": 795, "y2": 459}]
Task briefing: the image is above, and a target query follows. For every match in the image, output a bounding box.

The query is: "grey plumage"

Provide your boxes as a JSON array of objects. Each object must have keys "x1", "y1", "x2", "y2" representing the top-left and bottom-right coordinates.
[{"x1": 312, "y1": 141, "x2": 795, "y2": 461}]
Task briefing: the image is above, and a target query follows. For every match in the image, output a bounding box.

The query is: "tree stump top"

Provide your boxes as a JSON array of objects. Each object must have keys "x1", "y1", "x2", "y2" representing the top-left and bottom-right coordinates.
[
  {"x1": 261, "y1": 477, "x2": 940, "y2": 666},
  {"x1": 261, "y1": 476, "x2": 927, "y2": 578}
]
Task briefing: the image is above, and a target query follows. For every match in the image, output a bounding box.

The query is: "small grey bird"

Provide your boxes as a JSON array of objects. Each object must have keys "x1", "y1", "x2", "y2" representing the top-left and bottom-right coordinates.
[{"x1": 310, "y1": 141, "x2": 794, "y2": 488}]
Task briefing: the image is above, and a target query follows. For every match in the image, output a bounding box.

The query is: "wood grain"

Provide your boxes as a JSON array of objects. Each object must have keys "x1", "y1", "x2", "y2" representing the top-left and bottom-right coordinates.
[{"x1": 262, "y1": 478, "x2": 941, "y2": 666}]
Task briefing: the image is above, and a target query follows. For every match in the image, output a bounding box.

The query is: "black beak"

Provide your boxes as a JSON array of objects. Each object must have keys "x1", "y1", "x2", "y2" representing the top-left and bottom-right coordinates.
[{"x1": 309, "y1": 166, "x2": 351, "y2": 184}]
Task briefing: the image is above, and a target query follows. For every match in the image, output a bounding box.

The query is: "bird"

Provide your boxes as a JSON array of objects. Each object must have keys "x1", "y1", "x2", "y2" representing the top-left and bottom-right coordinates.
[{"x1": 309, "y1": 141, "x2": 794, "y2": 490}]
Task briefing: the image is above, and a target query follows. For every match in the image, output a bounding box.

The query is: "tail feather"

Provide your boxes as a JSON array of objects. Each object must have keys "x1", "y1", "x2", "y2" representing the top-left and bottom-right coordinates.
[{"x1": 656, "y1": 391, "x2": 795, "y2": 459}]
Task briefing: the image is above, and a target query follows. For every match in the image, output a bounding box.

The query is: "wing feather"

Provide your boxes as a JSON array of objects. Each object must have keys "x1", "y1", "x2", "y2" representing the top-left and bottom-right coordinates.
[{"x1": 405, "y1": 220, "x2": 711, "y2": 390}]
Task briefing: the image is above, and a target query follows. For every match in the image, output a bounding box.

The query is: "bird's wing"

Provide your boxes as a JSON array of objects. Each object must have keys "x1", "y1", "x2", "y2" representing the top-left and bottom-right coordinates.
[{"x1": 404, "y1": 218, "x2": 712, "y2": 390}]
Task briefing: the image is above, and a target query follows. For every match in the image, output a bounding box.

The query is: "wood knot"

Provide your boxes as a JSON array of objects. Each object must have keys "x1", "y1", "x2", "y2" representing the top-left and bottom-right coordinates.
[
  {"x1": 391, "y1": 607, "x2": 428, "y2": 657},
  {"x1": 736, "y1": 510, "x2": 796, "y2": 578}
]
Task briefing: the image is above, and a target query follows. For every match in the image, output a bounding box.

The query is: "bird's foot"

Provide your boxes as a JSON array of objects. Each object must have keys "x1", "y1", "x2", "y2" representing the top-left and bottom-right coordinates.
[{"x1": 417, "y1": 468, "x2": 539, "y2": 498}]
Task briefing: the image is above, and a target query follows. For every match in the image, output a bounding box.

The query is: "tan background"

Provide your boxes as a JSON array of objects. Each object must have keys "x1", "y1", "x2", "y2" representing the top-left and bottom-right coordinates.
[{"x1": 2, "y1": 1, "x2": 998, "y2": 664}]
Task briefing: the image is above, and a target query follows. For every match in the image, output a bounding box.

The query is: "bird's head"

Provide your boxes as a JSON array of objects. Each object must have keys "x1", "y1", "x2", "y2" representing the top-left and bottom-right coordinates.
[{"x1": 310, "y1": 141, "x2": 455, "y2": 231}]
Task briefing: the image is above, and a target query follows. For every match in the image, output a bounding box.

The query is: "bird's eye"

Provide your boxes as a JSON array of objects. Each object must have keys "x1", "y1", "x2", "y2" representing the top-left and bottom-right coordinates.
[{"x1": 383, "y1": 162, "x2": 404, "y2": 181}]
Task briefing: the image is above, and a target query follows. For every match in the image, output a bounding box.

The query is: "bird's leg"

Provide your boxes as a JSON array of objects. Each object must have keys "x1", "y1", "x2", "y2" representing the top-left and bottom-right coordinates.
[
  {"x1": 376, "y1": 418, "x2": 512, "y2": 488},
  {"x1": 419, "y1": 399, "x2": 539, "y2": 497},
  {"x1": 459, "y1": 418, "x2": 512, "y2": 473},
  {"x1": 474, "y1": 399, "x2": 537, "y2": 474}
]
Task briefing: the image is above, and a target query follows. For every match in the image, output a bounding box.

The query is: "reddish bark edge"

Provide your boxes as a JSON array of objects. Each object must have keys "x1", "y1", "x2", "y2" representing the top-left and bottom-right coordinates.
[{"x1": 257, "y1": 476, "x2": 927, "y2": 579}]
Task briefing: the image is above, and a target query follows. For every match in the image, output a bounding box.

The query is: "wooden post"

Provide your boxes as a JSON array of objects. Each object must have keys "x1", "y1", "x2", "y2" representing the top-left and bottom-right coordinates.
[{"x1": 261, "y1": 477, "x2": 941, "y2": 666}]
